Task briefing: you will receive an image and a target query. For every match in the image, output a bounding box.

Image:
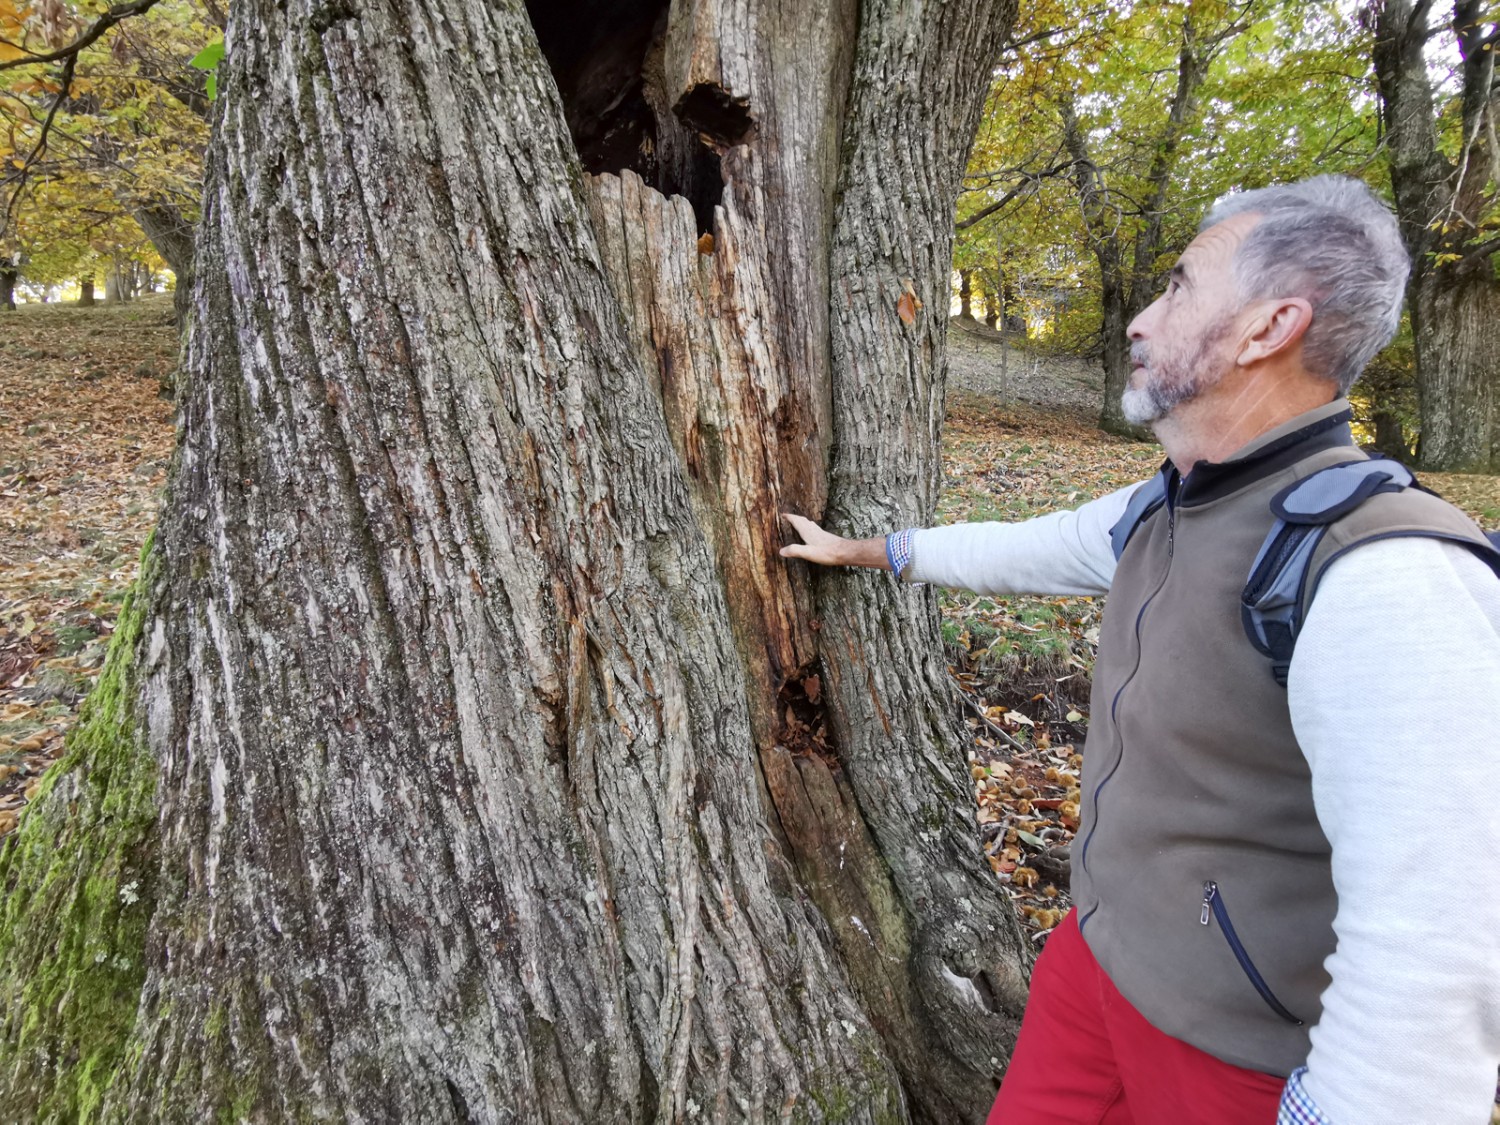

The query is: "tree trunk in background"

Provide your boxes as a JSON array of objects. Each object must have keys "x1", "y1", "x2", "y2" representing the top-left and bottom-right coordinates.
[
  {"x1": 959, "y1": 269, "x2": 975, "y2": 319},
  {"x1": 984, "y1": 288, "x2": 1001, "y2": 328},
  {"x1": 1063, "y1": 8, "x2": 1221, "y2": 440},
  {"x1": 103, "y1": 261, "x2": 125, "y2": 304},
  {"x1": 1372, "y1": 411, "x2": 1407, "y2": 457},
  {"x1": 1001, "y1": 276, "x2": 1025, "y2": 336},
  {"x1": 0, "y1": 0, "x2": 1027, "y2": 1121},
  {"x1": 1374, "y1": 0, "x2": 1499, "y2": 472},
  {"x1": 0, "y1": 266, "x2": 14, "y2": 310},
  {"x1": 133, "y1": 203, "x2": 196, "y2": 330},
  {"x1": 79, "y1": 277, "x2": 96, "y2": 306}
]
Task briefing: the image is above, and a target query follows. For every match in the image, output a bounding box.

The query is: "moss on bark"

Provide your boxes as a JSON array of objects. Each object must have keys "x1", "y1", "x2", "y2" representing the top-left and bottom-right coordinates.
[{"x1": 0, "y1": 541, "x2": 160, "y2": 1123}]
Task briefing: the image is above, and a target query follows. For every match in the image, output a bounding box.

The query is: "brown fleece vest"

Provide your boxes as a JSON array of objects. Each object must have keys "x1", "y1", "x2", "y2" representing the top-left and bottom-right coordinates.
[{"x1": 1070, "y1": 399, "x2": 1493, "y2": 1076}]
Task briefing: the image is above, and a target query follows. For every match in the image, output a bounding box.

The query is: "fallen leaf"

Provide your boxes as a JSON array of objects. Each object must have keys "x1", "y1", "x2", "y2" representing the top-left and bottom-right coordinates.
[
  {"x1": 696, "y1": 232, "x2": 715, "y2": 255},
  {"x1": 896, "y1": 290, "x2": 918, "y2": 326}
]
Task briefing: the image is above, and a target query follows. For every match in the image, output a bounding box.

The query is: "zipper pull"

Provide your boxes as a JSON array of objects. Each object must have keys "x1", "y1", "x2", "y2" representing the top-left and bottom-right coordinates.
[{"x1": 1200, "y1": 881, "x2": 1217, "y2": 925}]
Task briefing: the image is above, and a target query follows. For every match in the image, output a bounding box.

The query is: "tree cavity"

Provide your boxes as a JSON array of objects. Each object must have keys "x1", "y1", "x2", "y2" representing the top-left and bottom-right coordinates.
[{"x1": 525, "y1": 0, "x2": 753, "y2": 236}]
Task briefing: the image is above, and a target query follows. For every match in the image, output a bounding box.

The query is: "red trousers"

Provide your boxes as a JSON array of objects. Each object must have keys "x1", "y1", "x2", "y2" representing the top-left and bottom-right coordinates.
[{"x1": 988, "y1": 910, "x2": 1285, "y2": 1124}]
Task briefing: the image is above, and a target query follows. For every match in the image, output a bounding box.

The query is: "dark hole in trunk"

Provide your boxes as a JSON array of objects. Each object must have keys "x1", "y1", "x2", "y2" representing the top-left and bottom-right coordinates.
[{"x1": 524, "y1": 0, "x2": 746, "y2": 236}]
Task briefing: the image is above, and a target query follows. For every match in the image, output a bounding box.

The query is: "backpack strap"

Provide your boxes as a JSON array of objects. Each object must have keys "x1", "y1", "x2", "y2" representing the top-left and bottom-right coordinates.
[
  {"x1": 1242, "y1": 458, "x2": 1500, "y2": 685},
  {"x1": 1110, "y1": 466, "x2": 1172, "y2": 562}
]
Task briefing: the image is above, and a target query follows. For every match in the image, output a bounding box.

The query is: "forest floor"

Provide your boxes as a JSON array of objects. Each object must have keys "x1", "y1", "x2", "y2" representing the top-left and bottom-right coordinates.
[{"x1": 3, "y1": 302, "x2": 1499, "y2": 944}]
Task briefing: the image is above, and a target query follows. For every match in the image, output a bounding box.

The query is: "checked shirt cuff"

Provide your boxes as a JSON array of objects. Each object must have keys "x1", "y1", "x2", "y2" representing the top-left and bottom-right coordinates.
[
  {"x1": 885, "y1": 529, "x2": 915, "y2": 579},
  {"x1": 1278, "y1": 1068, "x2": 1334, "y2": 1124}
]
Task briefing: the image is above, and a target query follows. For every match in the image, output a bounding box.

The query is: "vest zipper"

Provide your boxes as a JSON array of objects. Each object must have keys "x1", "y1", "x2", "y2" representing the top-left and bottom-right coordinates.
[
  {"x1": 1080, "y1": 479, "x2": 1178, "y2": 931},
  {"x1": 1200, "y1": 881, "x2": 1304, "y2": 1025}
]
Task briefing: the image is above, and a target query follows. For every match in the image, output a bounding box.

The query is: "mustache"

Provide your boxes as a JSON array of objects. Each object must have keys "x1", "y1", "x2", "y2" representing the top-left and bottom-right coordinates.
[{"x1": 1130, "y1": 342, "x2": 1149, "y2": 367}]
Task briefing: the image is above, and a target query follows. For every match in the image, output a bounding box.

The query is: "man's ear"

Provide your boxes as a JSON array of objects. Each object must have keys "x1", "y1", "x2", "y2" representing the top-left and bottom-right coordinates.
[{"x1": 1236, "y1": 297, "x2": 1313, "y2": 367}]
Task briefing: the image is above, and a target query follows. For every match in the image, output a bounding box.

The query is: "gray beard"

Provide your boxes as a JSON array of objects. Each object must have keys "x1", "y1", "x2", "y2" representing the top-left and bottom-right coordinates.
[{"x1": 1120, "y1": 317, "x2": 1234, "y2": 425}]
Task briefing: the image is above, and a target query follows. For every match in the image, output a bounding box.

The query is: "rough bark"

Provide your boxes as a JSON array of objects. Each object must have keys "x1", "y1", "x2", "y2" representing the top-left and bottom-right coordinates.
[
  {"x1": 1374, "y1": 0, "x2": 1500, "y2": 472},
  {"x1": 0, "y1": 0, "x2": 1025, "y2": 1121}
]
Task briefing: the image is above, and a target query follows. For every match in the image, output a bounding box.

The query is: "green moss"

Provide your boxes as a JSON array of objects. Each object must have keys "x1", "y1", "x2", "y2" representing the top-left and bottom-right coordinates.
[{"x1": 0, "y1": 538, "x2": 160, "y2": 1123}]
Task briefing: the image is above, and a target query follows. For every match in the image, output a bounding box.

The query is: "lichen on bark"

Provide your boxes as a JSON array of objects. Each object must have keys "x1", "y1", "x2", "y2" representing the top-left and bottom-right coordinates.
[{"x1": 0, "y1": 540, "x2": 161, "y2": 1123}]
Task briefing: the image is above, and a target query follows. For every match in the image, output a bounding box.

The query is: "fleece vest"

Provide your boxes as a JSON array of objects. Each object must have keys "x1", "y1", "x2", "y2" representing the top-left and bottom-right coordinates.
[{"x1": 1069, "y1": 399, "x2": 1494, "y2": 1076}]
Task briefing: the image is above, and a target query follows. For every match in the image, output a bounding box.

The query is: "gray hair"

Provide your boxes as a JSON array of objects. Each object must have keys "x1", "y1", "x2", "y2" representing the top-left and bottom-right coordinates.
[{"x1": 1201, "y1": 175, "x2": 1409, "y2": 394}]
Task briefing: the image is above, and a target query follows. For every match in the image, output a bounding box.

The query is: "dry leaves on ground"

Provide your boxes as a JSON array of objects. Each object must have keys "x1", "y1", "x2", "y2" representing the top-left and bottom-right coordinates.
[{"x1": 0, "y1": 298, "x2": 177, "y2": 835}]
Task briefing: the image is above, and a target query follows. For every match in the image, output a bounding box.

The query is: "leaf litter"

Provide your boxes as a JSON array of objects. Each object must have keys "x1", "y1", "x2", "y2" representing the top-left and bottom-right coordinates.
[{"x1": 0, "y1": 298, "x2": 177, "y2": 837}]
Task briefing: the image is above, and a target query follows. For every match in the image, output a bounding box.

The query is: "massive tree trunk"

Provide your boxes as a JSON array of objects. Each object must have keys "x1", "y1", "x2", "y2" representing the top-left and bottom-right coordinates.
[
  {"x1": 0, "y1": 264, "x2": 15, "y2": 310},
  {"x1": 0, "y1": 0, "x2": 1028, "y2": 1121},
  {"x1": 1374, "y1": 0, "x2": 1500, "y2": 472}
]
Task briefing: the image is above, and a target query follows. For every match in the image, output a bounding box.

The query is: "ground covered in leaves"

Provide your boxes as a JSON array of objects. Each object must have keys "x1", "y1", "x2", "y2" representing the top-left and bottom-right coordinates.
[
  {"x1": 4, "y1": 302, "x2": 1500, "y2": 957},
  {"x1": 0, "y1": 297, "x2": 177, "y2": 837}
]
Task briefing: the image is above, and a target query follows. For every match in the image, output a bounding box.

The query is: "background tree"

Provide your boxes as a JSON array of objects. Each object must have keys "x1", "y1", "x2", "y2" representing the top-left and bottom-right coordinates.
[
  {"x1": 1373, "y1": 0, "x2": 1500, "y2": 472},
  {"x1": 956, "y1": 0, "x2": 1389, "y2": 438},
  {"x1": 1, "y1": 0, "x2": 215, "y2": 317},
  {"x1": 0, "y1": 0, "x2": 1038, "y2": 1121}
]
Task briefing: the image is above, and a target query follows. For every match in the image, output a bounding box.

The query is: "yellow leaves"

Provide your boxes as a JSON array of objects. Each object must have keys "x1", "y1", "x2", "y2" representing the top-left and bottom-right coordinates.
[{"x1": 0, "y1": 0, "x2": 30, "y2": 63}]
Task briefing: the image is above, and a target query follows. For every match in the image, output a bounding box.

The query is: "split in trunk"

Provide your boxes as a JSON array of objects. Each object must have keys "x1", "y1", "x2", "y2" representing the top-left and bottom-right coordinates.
[{"x1": 0, "y1": 0, "x2": 1031, "y2": 1121}]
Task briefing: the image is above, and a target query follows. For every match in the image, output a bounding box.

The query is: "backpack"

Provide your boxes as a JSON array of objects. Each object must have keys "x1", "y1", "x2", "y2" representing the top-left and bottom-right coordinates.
[{"x1": 1110, "y1": 457, "x2": 1500, "y2": 685}]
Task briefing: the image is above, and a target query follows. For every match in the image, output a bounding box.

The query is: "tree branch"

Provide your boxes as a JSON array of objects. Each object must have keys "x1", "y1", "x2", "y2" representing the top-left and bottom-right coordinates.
[
  {"x1": 1, "y1": 52, "x2": 77, "y2": 237},
  {"x1": 1458, "y1": 233, "x2": 1500, "y2": 268},
  {"x1": 0, "y1": 0, "x2": 163, "y2": 73},
  {"x1": 955, "y1": 161, "x2": 1077, "y2": 231}
]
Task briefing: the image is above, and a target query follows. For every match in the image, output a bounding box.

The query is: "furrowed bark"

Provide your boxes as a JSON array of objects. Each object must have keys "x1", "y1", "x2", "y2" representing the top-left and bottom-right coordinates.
[
  {"x1": 116, "y1": 2, "x2": 888, "y2": 1117},
  {"x1": 817, "y1": 0, "x2": 1033, "y2": 1117},
  {"x1": 1, "y1": 0, "x2": 1028, "y2": 1119}
]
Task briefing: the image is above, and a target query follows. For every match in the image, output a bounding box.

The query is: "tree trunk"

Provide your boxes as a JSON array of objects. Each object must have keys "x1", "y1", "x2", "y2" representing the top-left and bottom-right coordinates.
[
  {"x1": 0, "y1": 0, "x2": 1027, "y2": 1121},
  {"x1": 103, "y1": 260, "x2": 125, "y2": 304},
  {"x1": 958, "y1": 269, "x2": 975, "y2": 320},
  {"x1": 984, "y1": 287, "x2": 1000, "y2": 328},
  {"x1": 1001, "y1": 276, "x2": 1025, "y2": 336},
  {"x1": 135, "y1": 202, "x2": 197, "y2": 330},
  {"x1": 79, "y1": 276, "x2": 96, "y2": 306},
  {"x1": 1412, "y1": 272, "x2": 1500, "y2": 470},
  {"x1": 1374, "y1": 0, "x2": 1500, "y2": 472},
  {"x1": 0, "y1": 266, "x2": 15, "y2": 310},
  {"x1": 1371, "y1": 411, "x2": 1407, "y2": 458}
]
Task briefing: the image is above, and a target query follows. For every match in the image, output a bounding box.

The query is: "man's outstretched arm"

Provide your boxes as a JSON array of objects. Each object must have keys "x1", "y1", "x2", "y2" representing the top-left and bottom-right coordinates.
[
  {"x1": 778, "y1": 514, "x2": 891, "y2": 570},
  {"x1": 779, "y1": 480, "x2": 1144, "y2": 597}
]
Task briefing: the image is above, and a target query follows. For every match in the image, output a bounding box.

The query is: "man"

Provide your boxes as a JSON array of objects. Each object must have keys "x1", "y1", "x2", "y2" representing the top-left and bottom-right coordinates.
[{"x1": 781, "y1": 176, "x2": 1500, "y2": 1124}]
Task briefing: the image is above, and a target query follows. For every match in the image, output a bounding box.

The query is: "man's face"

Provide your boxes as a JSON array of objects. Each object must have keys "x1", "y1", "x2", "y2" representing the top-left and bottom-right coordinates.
[{"x1": 1123, "y1": 213, "x2": 1260, "y2": 425}]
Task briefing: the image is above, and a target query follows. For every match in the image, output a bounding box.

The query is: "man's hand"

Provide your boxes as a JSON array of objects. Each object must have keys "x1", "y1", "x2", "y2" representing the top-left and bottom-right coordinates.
[{"x1": 779, "y1": 514, "x2": 891, "y2": 570}]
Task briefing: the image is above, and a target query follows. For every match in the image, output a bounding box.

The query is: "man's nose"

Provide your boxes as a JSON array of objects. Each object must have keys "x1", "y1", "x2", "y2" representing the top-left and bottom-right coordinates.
[{"x1": 1127, "y1": 298, "x2": 1159, "y2": 341}]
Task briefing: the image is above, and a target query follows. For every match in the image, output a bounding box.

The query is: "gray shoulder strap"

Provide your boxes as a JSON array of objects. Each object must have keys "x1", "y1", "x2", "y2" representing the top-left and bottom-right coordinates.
[
  {"x1": 1110, "y1": 468, "x2": 1171, "y2": 562},
  {"x1": 1241, "y1": 458, "x2": 1500, "y2": 686}
]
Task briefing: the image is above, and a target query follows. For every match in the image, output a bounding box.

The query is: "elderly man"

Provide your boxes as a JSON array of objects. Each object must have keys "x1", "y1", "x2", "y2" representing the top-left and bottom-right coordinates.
[{"x1": 781, "y1": 176, "x2": 1500, "y2": 1124}]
